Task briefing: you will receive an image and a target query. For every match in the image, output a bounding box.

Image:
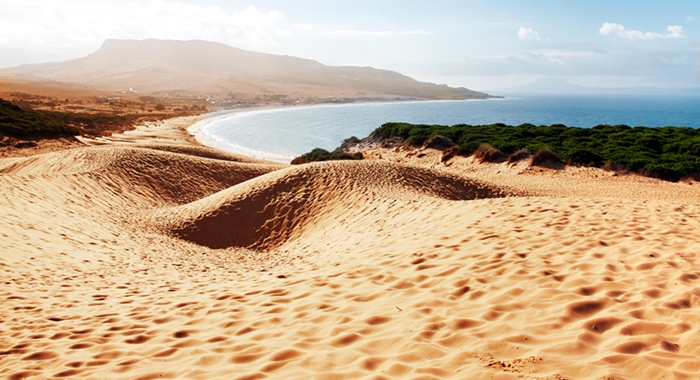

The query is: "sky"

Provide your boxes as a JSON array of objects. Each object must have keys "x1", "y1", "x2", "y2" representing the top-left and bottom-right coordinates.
[{"x1": 0, "y1": 0, "x2": 698, "y2": 91}]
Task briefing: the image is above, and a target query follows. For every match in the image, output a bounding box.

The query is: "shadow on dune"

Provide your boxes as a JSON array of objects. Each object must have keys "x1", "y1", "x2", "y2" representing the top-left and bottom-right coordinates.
[{"x1": 160, "y1": 160, "x2": 517, "y2": 250}]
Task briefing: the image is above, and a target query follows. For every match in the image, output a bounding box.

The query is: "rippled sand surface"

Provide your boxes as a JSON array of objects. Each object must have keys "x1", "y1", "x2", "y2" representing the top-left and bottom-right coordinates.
[{"x1": 2, "y1": 121, "x2": 700, "y2": 380}]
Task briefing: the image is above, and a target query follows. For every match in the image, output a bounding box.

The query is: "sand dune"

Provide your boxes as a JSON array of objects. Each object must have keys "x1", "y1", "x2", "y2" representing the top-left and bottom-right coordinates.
[
  {"x1": 2, "y1": 131, "x2": 700, "y2": 379},
  {"x1": 159, "y1": 161, "x2": 516, "y2": 250}
]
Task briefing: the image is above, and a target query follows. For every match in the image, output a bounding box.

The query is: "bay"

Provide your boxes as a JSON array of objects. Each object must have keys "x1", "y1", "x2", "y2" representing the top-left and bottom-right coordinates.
[{"x1": 193, "y1": 94, "x2": 700, "y2": 162}]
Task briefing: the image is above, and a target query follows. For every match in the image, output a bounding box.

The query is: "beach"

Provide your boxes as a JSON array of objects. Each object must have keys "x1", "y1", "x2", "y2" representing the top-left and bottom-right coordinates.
[
  {"x1": 186, "y1": 111, "x2": 296, "y2": 164},
  {"x1": 2, "y1": 114, "x2": 700, "y2": 380}
]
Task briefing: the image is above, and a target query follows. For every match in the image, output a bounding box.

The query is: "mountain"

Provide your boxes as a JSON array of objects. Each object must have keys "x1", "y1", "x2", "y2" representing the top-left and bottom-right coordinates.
[
  {"x1": 492, "y1": 78, "x2": 700, "y2": 96},
  {"x1": 0, "y1": 39, "x2": 491, "y2": 100}
]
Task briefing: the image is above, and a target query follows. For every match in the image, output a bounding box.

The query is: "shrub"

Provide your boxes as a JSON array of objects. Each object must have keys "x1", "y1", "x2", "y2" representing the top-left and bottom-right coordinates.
[
  {"x1": 344, "y1": 136, "x2": 361, "y2": 145},
  {"x1": 339, "y1": 136, "x2": 362, "y2": 151},
  {"x1": 422, "y1": 135, "x2": 456, "y2": 150},
  {"x1": 372, "y1": 121, "x2": 700, "y2": 181},
  {"x1": 0, "y1": 97, "x2": 148, "y2": 138},
  {"x1": 603, "y1": 161, "x2": 627, "y2": 172},
  {"x1": 531, "y1": 148, "x2": 564, "y2": 168},
  {"x1": 457, "y1": 140, "x2": 483, "y2": 156},
  {"x1": 441, "y1": 146, "x2": 460, "y2": 163},
  {"x1": 566, "y1": 148, "x2": 606, "y2": 167},
  {"x1": 507, "y1": 149, "x2": 530, "y2": 165},
  {"x1": 0, "y1": 98, "x2": 80, "y2": 137},
  {"x1": 291, "y1": 148, "x2": 363, "y2": 165},
  {"x1": 473, "y1": 143, "x2": 507, "y2": 163}
]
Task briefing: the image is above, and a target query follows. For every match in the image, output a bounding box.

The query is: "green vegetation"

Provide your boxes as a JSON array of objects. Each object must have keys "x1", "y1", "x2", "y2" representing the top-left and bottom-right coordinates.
[
  {"x1": 343, "y1": 136, "x2": 361, "y2": 145},
  {"x1": 0, "y1": 98, "x2": 142, "y2": 138},
  {"x1": 291, "y1": 148, "x2": 363, "y2": 165},
  {"x1": 46, "y1": 110, "x2": 140, "y2": 135},
  {"x1": 374, "y1": 122, "x2": 700, "y2": 181},
  {"x1": 0, "y1": 98, "x2": 80, "y2": 137}
]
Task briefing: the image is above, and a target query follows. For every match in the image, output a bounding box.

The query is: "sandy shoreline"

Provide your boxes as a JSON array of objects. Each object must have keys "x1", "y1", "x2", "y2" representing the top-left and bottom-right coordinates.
[
  {"x1": 186, "y1": 110, "x2": 294, "y2": 164},
  {"x1": 185, "y1": 98, "x2": 508, "y2": 165},
  {"x1": 2, "y1": 113, "x2": 700, "y2": 379}
]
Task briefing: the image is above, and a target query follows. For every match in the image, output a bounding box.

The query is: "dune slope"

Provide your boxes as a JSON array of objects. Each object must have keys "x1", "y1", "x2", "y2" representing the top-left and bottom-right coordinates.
[
  {"x1": 2, "y1": 145, "x2": 700, "y2": 380},
  {"x1": 160, "y1": 161, "x2": 514, "y2": 250}
]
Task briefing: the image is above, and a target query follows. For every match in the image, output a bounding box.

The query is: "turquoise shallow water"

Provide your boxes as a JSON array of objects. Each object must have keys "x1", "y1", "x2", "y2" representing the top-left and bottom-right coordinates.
[{"x1": 195, "y1": 94, "x2": 700, "y2": 162}]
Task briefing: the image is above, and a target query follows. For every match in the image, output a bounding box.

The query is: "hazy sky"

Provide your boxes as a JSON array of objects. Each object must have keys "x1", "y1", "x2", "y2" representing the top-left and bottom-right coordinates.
[{"x1": 0, "y1": 0, "x2": 698, "y2": 91}]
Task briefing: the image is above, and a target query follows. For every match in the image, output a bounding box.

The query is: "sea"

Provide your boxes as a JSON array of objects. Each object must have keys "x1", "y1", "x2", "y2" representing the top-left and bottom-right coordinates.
[{"x1": 192, "y1": 94, "x2": 700, "y2": 163}]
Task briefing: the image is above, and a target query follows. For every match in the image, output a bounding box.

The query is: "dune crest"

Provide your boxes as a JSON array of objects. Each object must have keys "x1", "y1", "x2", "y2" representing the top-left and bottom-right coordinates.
[{"x1": 159, "y1": 160, "x2": 515, "y2": 250}]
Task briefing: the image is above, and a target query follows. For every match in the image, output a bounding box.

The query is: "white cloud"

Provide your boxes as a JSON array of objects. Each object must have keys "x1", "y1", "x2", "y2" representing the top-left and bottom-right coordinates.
[
  {"x1": 665, "y1": 25, "x2": 686, "y2": 38},
  {"x1": 322, "y1": 30, "x2": 428, "y2": 37},
  {"x1": 518, "y1": 27, "x2": 540, "y2": 40},
  {"x1": 687, "y1": 16, "x2": 697, "y2": 22},
  {"x1": 599, "y1": 23, "x2": 686, "y2": 40},
  {"x1": 419, "y1": 43, "x2": 698, "y2": 86},
  {"x1": 0, "y1": 1, "x2": 289, "y2": 66}
]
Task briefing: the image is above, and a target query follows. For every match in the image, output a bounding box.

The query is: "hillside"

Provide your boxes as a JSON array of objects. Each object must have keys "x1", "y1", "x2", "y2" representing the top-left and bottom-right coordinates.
[{"x1": 0, "y1": 39, "x2": 491, "y2": 100}]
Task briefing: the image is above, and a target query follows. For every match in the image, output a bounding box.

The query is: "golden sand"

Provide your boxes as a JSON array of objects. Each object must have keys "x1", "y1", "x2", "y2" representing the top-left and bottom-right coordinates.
[{"x1": 2, "y1": 117, "x2": 700, "y2": 380}]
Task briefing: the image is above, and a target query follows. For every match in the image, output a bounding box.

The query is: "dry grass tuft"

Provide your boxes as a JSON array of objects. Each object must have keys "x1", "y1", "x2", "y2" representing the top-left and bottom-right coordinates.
[
  {"x1": 441, "y1": 146, "x2": 460, "y2": 163},
  {"x1": 473, "y1": 143, "x2": 507, "y2": 163},
  {"x1": 422, "y1": 135, "x2": 456, "y2": 151},
  {"x1": 602, "y1": 161, "x2": 627, "y2": 172},
  {"x1": 506, "y1": 149, "x2": 530, "y2": 165},
  {"x1": 531, "y1": 148, "x2": 564, "y2": 169},
  {"x1": 680, "y1": 172, "x2": 700, "y2": 183}
]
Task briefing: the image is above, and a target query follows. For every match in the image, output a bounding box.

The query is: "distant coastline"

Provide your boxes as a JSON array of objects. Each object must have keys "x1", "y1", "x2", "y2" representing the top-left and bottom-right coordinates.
[
  {"x1": 187, "y1": 94, "x2": 700, "y2": 164},
  {"x1": 188, "y1": 97, "x2": 507, "y2": 163},
  {"x1": 188, "y1": 109, "x2": 295, "y2": 164}
]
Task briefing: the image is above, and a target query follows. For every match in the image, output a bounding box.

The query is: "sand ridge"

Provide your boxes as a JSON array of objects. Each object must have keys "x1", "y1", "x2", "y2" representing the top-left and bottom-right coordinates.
[
  {"x1": 361, "y1": 146, "x2": 700, "y2": 204},
  {"x1": 158, "y1": 160, "x2": 517, "y2": 250},
  {"x1": 3, "y1": 121, "x2": 700, "y2": 379}
]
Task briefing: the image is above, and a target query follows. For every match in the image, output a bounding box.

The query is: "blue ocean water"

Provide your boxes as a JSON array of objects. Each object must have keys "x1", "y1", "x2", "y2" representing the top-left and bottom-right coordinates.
[{"x1": 196, "y1": 94, "x2": 700, "y2": 162}]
